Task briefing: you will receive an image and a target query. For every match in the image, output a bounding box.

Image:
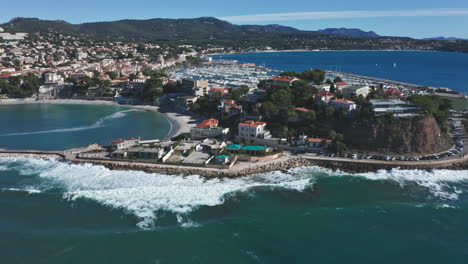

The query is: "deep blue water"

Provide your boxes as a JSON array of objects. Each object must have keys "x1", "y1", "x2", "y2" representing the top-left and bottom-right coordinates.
[{"x1": 213, "y1": 51, "x2": 468, "y2": 93}]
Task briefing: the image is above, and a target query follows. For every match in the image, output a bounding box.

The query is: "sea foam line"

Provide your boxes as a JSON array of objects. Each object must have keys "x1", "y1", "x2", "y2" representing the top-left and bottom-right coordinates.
[
  {"x1": 0, "y1": 157, "x2": 314, "y2": 229},
  {"x1": 0, "y1": 109, "x2": 138, "y2": 137},
  {"x1": 3, "y1": 157, "x2": 468, "y2": 229}
]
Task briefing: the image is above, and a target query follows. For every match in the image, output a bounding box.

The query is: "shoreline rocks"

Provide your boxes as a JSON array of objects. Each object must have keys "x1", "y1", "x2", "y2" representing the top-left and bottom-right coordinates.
[{"x1": 2, "y1": 150, "x2": 468, "y2": 178}]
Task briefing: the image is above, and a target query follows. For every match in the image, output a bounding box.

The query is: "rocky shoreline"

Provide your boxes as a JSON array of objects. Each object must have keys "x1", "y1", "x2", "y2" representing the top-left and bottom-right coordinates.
[
  {"x1": 68, "y1": 156, "x2": 468, "y2": 178},
  {"x1": 2, "y1": 149, "x2": 468, "y2": 178}
]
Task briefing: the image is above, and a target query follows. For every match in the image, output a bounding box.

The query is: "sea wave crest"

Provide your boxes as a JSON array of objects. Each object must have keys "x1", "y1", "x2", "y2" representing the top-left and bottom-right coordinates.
[{"x1": 0, "y1": 157, "x2": 313, "y2": 229}]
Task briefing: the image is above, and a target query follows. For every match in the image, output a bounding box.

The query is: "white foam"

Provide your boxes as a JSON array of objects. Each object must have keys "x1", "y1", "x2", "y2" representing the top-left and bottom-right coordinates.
[
  {"x1": 0, "y1": 109, "x2": 138, "y2": 137},
  {"x1": 0, "y1": 165, "x2": 8, "y2": 171},
  {"x1": 3, "y1": 187, "x2": 41, "y2": 194},
  {"x1": 0, "y1": 158, "x2": 314, "y2": 229},
  {"x1": 357, "y1": 168, "x2": 468, "y2": 200},
  {"x1": 4, "y1": 157, "x2": 468, "y2": 228},
  {"x1": 291, "y1": 165, "x2": 468, "y2": 200}
]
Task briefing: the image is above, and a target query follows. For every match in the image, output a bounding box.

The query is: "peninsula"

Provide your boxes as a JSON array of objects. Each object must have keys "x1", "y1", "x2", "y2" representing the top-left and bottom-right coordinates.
[{"x1": 1, "y1": 21, "x2": 468, "y2": 177}]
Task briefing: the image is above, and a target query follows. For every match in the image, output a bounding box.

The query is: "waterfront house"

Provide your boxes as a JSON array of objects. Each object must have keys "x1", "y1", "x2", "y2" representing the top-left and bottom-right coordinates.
[
  {"x1": 291, "y1": 135, "x2": 309, "y2": 146},
  {"x1": 291, "y1": 135, "x2": 331, "y2": 149},
  {"x1": 126, "y1": 147, "x2": 165, "y2": 160},
  {"x1": 342, "y1": 85, "x2": 370, "y2": 98},
  {"x1": 111, "y1": 149, "x2": 127, "y2": 159},
  {"x1": 224, "y1": 144, "x2": 273, "y2": 155},
  {"x1": 111, "y1": 137, "x2": 140, "y2": 150},
  {"x1": 314, "y1": 92, "x2": 335, "y2": 105},
  {"x1": 329, "y1": 99, "x2": 357, "y2": 112},
  {"x1": 306, "y1": 138, "x2": 332, "y2": 149},
  {"x1": 238, "y1": 120, "x2": 271, "y2": 140},
  {"x1": 190, "y1": 118, "x2": 230, "y2": 139}
]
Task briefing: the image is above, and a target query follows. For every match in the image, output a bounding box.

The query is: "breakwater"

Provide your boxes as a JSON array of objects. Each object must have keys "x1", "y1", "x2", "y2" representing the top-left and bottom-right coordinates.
[
  {"x1": 2, "y1": 148, "x2": 468, "y2": 178},
  {"x1": 69, "y1": 156, "x2": 468, "y2": 178},
  {"x1": 328, "y1": 70, "x2": 426, "y2": 89}
]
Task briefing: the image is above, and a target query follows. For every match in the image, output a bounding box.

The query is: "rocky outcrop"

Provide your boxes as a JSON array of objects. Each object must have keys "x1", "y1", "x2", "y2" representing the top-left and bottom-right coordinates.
[
  {"x1": 344, "y1": 116, "x2": 451, "y2": 154},
  {"x1": 70, "y1": 156, "x2": 466, "y2": 179}
]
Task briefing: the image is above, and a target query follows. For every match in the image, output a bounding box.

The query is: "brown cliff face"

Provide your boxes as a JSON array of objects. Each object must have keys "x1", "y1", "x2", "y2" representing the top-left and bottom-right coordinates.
[{"x1": 344, "y1": 117, "x2": 451, "y2": 154}]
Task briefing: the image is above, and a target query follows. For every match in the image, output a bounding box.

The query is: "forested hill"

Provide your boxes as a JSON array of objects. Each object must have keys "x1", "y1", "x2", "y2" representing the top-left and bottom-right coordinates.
[{"x1": 2, "y1": 17, "x2": 468, "y2": 53}]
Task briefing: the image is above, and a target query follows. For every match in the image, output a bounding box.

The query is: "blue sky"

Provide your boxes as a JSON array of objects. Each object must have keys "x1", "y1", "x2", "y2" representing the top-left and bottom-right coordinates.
[{"x1": 1, "y1": 0, "x2": 468, "y2": 38}]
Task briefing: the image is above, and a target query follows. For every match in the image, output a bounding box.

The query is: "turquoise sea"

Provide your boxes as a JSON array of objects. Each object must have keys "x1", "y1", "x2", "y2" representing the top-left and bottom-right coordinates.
[
  {"x1": 213, "y1": 50, "x2": 468, "y2": 93},
  {"x1": 0, "y1": 104, "x2": 171, "y2": 150},
  {"x1": 2, "y1": 51, "x2": 468, "y2": 263}
]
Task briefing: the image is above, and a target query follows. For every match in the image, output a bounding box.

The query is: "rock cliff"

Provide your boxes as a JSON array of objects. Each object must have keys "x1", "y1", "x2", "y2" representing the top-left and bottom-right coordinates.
[{"x1": 344, "y1": 117, "x2": 451, "y2": 154}]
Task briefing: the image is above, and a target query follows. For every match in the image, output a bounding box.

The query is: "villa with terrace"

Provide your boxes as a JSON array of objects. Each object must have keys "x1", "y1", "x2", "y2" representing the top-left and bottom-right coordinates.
[{"x1": 190, "y1": 118, "x2": 230, "y2": 139}]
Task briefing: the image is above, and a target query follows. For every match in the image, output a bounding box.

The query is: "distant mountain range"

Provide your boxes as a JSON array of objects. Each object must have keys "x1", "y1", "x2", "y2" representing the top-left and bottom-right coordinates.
[
  {"x1": 1, "y1": 17, "x2": 304, "y2": 41},
  {"x1": 2, "y1": 17, "x2": 468, "y2": 53},
  {"x1": 422, "y1": 37, "x2": 468, "y2": 41},
  {"x1": 318, "y1": 28, "x2": 381, "y2": 38}
]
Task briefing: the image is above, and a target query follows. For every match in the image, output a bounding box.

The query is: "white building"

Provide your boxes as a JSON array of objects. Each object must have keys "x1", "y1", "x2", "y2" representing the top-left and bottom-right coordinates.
[
  {"x1": 0, "y1": 32, "x2": 28, "y2": 40},
  {"x1": 369, "y1": 99, "x2": 419, "y2": 117},
  {"x1": 110, "y1": 138, "x2": 140, "y2": 150},
  {"x1": 0, "y1": 67, "x2": 16, "y2": 73},
  {"x1": 76, "y1": 51, "x2": 88, "y2": 60},
  {"x1": 44, "y1": 72, "x2": 64, "y2": 84},
  {"x1": 238, "y1": 120, "x2": 271, "y2": 140},
  {"x1": 342, "y1": 85, "x2": 370, "y2": 98},
  {"x1": 190, "y1": 118, "x2": 229, "y2": 139},
  {"x1": 329, "y1": 99, "x2": 357, "y2": 112}
]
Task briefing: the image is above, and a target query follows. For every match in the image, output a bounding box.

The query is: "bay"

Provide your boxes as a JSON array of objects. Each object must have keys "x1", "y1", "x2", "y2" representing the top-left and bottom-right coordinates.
[{"x1": 213, "y1": 51, "x2": 468, "y2": 93}]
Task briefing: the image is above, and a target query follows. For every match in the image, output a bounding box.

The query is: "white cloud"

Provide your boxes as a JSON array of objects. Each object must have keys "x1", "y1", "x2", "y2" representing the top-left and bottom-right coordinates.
[{"x1": 219, "y1": 8, "x2": 468, "y2": 23}]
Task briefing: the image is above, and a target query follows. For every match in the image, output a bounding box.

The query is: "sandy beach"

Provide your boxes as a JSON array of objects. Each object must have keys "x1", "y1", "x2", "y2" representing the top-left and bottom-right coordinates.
[{"x1": 0, "y1": 98, "x2": 200, "y2": 139}]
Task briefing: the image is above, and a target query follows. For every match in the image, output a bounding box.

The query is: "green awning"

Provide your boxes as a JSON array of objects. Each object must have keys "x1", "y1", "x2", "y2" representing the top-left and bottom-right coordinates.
[
  {"x1": 241, "y1": 145, "x2": 267, "y2": 151},
  {"x1": 226, "y1": 144, "x2": 242, "y2": 150}
]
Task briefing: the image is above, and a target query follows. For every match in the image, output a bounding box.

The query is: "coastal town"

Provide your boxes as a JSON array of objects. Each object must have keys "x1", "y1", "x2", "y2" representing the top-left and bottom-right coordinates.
[{"x1": 1, "y1": 29, "x2": 468, "y2": 175}]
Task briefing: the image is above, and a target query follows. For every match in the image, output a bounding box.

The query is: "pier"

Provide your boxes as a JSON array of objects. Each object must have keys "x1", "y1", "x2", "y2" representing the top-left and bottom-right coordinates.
[{"x1": 327, "y1": 70, "x2": 434, "y2": 90}]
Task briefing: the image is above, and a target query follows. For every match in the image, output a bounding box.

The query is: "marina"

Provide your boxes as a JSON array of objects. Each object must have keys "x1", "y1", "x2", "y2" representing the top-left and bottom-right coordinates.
[{"x1": 171, "y1": 60, "x2": 278, "y2": 88}]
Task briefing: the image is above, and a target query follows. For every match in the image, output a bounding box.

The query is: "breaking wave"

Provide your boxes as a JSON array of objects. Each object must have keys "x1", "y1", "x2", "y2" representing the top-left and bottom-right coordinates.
[
  {"x1": 358, "y1": 168, "x2": 468, "y2": 200},
  {"x1": 2, "y1": 157, "x2": 468, "y2": 229},
  {"x1": 0, "y1": 109, "x2": 138, "y2": 137},
  {"x1": 0, "y1": 157, "x2": 314, "y2": 229}
]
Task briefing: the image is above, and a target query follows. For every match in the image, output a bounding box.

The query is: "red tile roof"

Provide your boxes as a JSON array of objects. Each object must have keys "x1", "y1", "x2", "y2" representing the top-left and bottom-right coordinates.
[
  {"x1": 307, "y1": 138, "x2": 332, "y2": 143},
  {"x1": 295, "y1": 107, "x2": 313, "y2": 112},
  {"x1": 195, "y1": 118, "x2": 219, "y2": 129},
  {"x1": 271, "y1": 76, "x2": 297, "y2": 82},
  {"x1": 331, "y1": 99, "x2": 356, "y2": 105},
  {"x1": 209, "y1": 88, "x2": 229, "y2": 93},
  {"x1": 239, "y1": 120, "x2": 266, "y2": 128},
  {"x1": 384, "y1": 88, "x2": 402, "y2": 96},
  {"x1": 335, "y1": 82, "x2": 348, "y2": 86}
]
